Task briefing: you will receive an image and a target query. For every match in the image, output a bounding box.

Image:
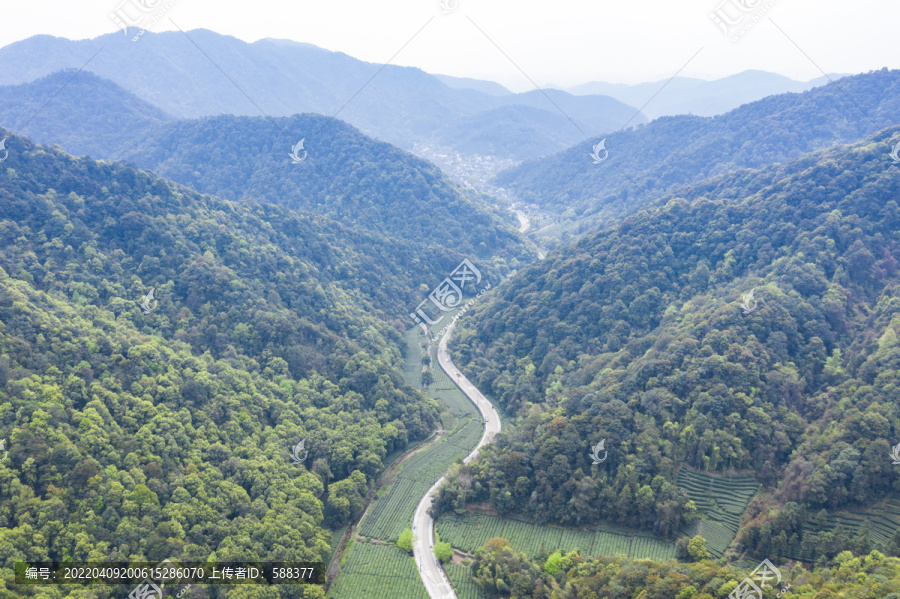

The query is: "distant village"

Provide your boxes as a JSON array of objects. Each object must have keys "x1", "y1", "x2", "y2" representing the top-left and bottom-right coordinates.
[{"x1": 412, "y1": 143, "x2": 548, "y2": 226}]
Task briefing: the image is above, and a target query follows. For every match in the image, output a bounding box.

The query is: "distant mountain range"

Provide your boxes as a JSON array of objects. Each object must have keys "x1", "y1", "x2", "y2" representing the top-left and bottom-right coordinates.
[
  {"x1": 496, "y1": 68, "x2": 900, "y2": 248},
  {"x1": 433, "y1": 73, "x2": 511, "y2": 96},
  {"x1": 0, "y1": 31, "x2": 642, "y2": 160},
  {"x1": 0, "y1": 70, "x2": 173, "y2": 159},
  {"x1": 0, "y1": 32, "x2": 859, "y2": 165},
  {"x1": 0, "y1": 70, "x2": 532, "y2": 263},
  {"x1": 568, "y1": 70, "x2": 843, "y2": 119}
]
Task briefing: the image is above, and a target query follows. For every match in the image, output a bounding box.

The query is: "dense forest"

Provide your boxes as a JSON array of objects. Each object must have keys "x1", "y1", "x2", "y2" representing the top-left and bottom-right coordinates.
[
  {"x1": 0, "y1": 72, "x2": 533, "y2": 261},
  {"x1": 117, "y1": 113, "x2": 527, "y2": 258},
  {"x1": 440, "y1": 127, "x2": 900, "y2": 564},
  {"x1": 0, "y1": 70, "x2": 174, "y2": 160},
  {"x1": 495, "y1": 68, "x2": 900, "y2": 247},
  {"x1": 0, "y1": 131, "x2": 524, "y2": 598},
  {"x1": 3, "y1": 31, "x2": 900, "y2": 599},
  {"x1": 468, "y1": 536, "x2": 900, "y2": 598}
]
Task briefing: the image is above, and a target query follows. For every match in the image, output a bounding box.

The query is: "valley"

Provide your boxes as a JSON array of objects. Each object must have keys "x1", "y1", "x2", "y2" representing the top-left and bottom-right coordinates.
[{"x1": 1, "y1": 12, "x2": 900, "y2": 599}]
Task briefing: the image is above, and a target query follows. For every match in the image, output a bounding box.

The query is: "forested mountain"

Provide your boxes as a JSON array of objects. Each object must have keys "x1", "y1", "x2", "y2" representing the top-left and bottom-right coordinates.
[
  {"x1": 499, "y1": 68, "x2": 900, "y2": 247},
  {"x1": 115, "y1": 113, "x2": 528, "y2": 257},
  {"x1": 0, "y1": 70, "x2": 174, "y2": 159},
  {"x1": 0, "y1": 130, "x2": 506, "y2": 593},
  {"x1": 0, "y1": 32, "x2": 644, "y2": 159},
  {"x1": 568, "y1": 70, "x2": 835, "y2": 119},
  {"x1": 439, "y1": 128, "x2": 900, "y2": 564},
  {"x1": 0, "y1": 71, "x2": 532, "y2": 259}
]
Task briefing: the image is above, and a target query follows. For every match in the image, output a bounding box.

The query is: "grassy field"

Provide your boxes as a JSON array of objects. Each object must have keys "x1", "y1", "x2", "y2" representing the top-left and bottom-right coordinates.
[
  {"x1": 428, "y1": 344, "x2": 477, "y2": 417},
  {"x1": 676, "y1": 467, "x2": 760, "y2": 557},
  {"x1": 436, "y1": 513, "x2": 676, "y2": 561},
  {"x1": 326, "y1": 540, "x2": 428, "y2": 599},
  {"x1": 402, "y1": 326, "x2": 427, "y2": 388}
]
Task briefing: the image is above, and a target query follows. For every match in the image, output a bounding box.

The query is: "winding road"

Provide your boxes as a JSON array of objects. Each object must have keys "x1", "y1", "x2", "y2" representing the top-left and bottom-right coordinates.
[
  {"x1": 412, "y1": 321, "x2": 501, "y2": 599},
  {"x1": 514, "y1": 209, "x2": 530, "y2": 233}
]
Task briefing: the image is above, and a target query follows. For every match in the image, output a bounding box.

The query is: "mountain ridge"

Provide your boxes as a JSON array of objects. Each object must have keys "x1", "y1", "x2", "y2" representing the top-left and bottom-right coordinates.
[{"x1": 0, "y1": 31, "x2": 644, "y2": 160}]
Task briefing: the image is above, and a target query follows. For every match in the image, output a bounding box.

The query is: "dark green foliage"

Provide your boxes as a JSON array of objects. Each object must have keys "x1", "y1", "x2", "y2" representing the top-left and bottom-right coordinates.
[
  {"x1": 117, "y1": 113, "x2": 527, "y2": 259},
  {"x1": 447, "y1": 129, "x2": 900, "y2": 553},
  {"x1": 0, "y1": 132, "x2": 485, "y2": 587},
  {"x1": 466, "y1": 540, "x2": 900, "y2": 599}
]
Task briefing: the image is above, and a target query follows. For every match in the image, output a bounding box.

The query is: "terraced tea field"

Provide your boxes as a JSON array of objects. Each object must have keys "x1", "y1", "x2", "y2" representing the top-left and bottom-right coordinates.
[
  {"x1": 403, "y1": 326, "x2": 427, "y2": 387},
  {"x1": 355, "y1": 326, "x2": 484, "y2": 543},
  {"x1": 428, "y1": 345, "x2": 479, "y2": 418},
  {"x1": 676, "y1": 467, "x2": 760, "y2": 557},
  {"x1": 436, "y1": 513, "x2": 675, "y2": 561},
  {"x1": 782, "y1": 497, "x2": 900, "y2": 561},
  {"x1": 326, "y1": 541, "x2": 427, "y2": 599},
  {"x1": 358, "y1": 419, "x2": 482, "y2": 542},
  {"x1": 335, "y1": 325, "x2": 487, "y2": 596},
  {"x1": 445, "y1": 563, "x2": 490, "y2": 599}
]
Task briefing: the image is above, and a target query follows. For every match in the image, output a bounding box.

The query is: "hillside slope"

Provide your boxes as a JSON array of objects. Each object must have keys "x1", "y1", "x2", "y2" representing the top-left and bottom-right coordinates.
[
  {"x1": 116, "y1": 113, "x2": 528, "y2": 258},
  {"x1": 0, "y1": 71, "x2": 533, "y2": 261},
  {"x1": 441, "y1": 128, "x2": 900, "y2": 565},
  {"x1": 0, "y1": 70, "x2": 173, "y2": 159},
  {"x1": 499, "y1": 68, "x2": 900, "y2": 247},
  {"x1": 0, "y1": 130, "x2": 500, "y2": 581}
]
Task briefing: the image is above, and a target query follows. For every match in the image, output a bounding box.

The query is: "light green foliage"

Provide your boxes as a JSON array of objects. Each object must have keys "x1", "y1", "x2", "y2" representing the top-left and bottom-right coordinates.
[
  {"x1": 434, "y1": 541, "x2": 453, "y2": 563},
  {"x1": 0, "y1": 137, "x2": 472, "y2": 590},
  {"x1": 396, "y1": 528, "x2": 414, "y2": 553},
  {"x1": 687, "y1": 536, "x2": 710, "y2": 561},
  {"x1": 543, "y1": 550, "x2": 562, "y2": 575},
  {"x1": 436, "y1": 513, "x2": 675, "y2": 561}
]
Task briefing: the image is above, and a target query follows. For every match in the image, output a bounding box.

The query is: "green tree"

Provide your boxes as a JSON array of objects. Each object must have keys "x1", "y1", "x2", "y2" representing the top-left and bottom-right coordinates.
[
  {"x1": 396, "y1": 528, "x2": 415, "y2": 553},
  {"x1": 434, "y1": 541, "x2": 453, "y2": 563},
  {"x1": 544, "y1": 550, "x2": 562, "y2": 575},
  {"x1": 688, "y1": 535, "x2": 710, "y2": 561}
]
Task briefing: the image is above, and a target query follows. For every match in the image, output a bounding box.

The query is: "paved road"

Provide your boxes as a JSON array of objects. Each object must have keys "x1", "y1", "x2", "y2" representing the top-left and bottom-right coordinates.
[
  {"x1": 514, "y1": 209, "x2": 530, "y2": 233},
  {"x1": 412, "y1": 322, "x2": 502, "y2": 599}
]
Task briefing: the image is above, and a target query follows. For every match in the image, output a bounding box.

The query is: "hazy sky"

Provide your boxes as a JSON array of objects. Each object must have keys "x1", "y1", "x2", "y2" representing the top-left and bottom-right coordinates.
[{"x1": 2, "y1": 0, "x2": 897, "y2": 91}]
